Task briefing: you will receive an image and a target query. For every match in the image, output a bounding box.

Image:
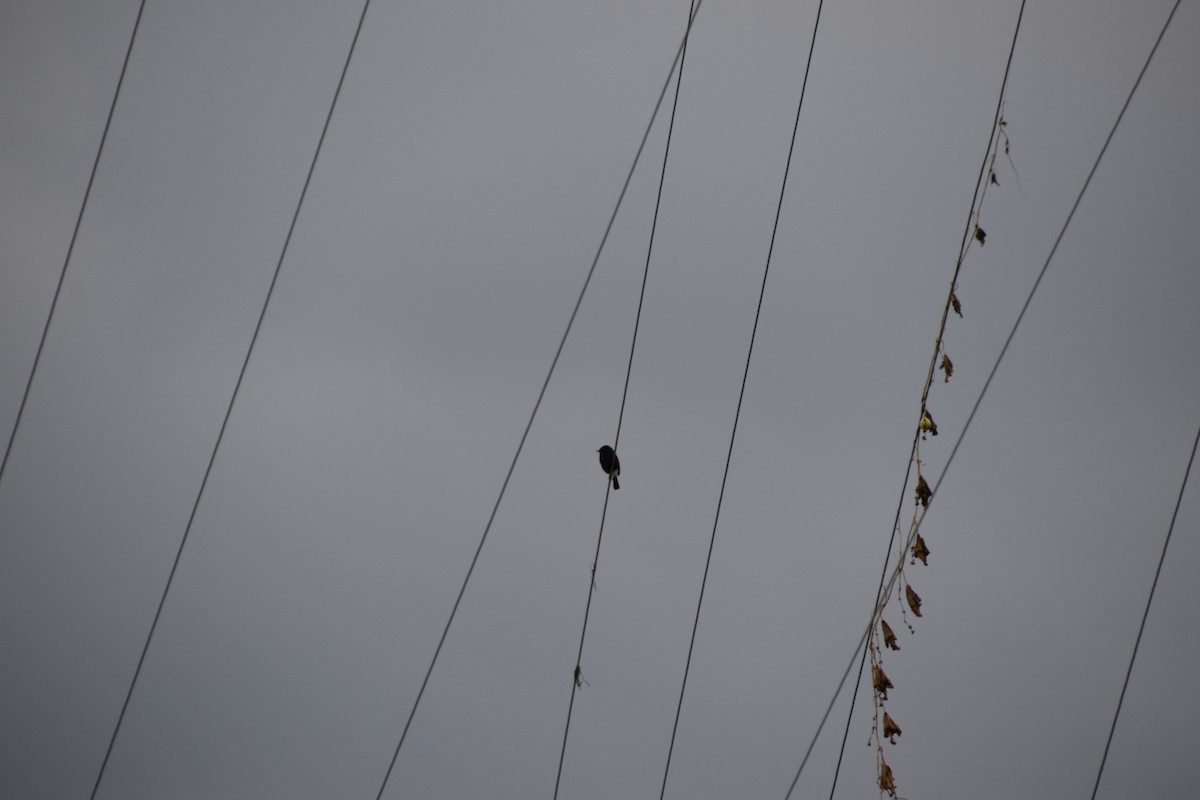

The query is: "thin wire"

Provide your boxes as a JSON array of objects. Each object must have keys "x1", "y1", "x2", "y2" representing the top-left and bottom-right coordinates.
[
  {"x1": 826, "y1": 1, "x2": 1027, "y2": 796},
  {"x1": 1090, "y1": 422, "x2": 1199, "y2": 800},
  {"x1": 785, "y1": 3, "x2": 1179, "y2": 792},
  {"x1": 658, "y1": 3, "x2": 826, "y2": 798},
  {"x1": 553, "y1": 484, "x2": 613, "y2": 799},
  {"x1": 614, "y1": 5, "x2": 694, "y2": 456},
  {"x1": 86, "y1": 3, "x2": 374, "y2": 797},
  {"x1": 372, "y1": 4, "x2": 707, "y2": 798},
  {"x1": 551, "y1": 1, "x2": 696, "y2": 796},
  {"x1": 0, "y1": 0, "x2": 148, "y2": 492}
]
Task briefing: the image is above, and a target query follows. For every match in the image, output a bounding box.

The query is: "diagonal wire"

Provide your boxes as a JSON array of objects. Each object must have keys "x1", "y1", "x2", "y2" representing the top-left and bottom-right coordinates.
[
  {"x1": 552, "y1": 1, "x2": 697, "y2": 796},
  {"x1": 372, "y1": 4, "x2": 707, "y2": 799},
  {"x1": 0, "y1": 0, "x2": 148, "y2": 492},
  {"x1": 87, "y1": 2, "x2": 374, "y2": 797},
  {"x1": 826, "y1": 1, "x2": 1027, "y2": 796},
  {"x1": 1090, "y1": 421, "x2": 1199, "y2": 800},
  {"x1": 784, "y1": 3, "x2": 1180, "y2": 793},
  {"x1": 658, "y1": 2, "x2": 826, "y2": 798}
]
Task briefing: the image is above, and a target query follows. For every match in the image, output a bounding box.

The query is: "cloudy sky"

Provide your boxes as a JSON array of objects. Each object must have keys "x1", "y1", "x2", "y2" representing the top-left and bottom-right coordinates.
[{"x1": 2, "y1": 0, "x2": 1198, "y2": 798}]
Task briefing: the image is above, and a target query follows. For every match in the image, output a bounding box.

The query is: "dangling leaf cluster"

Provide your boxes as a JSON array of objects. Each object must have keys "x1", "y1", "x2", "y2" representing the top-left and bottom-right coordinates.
[{"x1": 863, "y1": 109, "x2": 1019, "y2": 798}]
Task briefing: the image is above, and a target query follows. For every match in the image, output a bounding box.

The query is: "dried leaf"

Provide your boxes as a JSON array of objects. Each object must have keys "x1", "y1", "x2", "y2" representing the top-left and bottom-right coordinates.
[
  {"x1": 912, "y1": 534, "x2": 930, "y2": 566},
  {"x1": 990, "y1": 170, "x2": 999, "y2": 186},
  {"x1": 883, "y1": 712, "x2": 903, "y2": 744},
  {"x1": 879, "y1": 759, "x2": 897, "y2": 796},
  {"x1": 881, "y1": 619, "x2": 900, "y2": 651},
  {"x1": 975, "y1": 225, "x2": 987, "y2": 245},
  {"x1": 873, "y1": 663, "x2": 893, "y2": 700},
  {"x1": 940, "y1": 353, "x2": 954, "y2": 382},
  {"x1": 574, "y1": 666, "x2": 589, "y2": 688},
  {"x1": 950, "y1": 291, "x2": 963, "y2": 317},
  {"x1": 905, "y1": 584, "x2": 923, "y2": 618},
  {"x1": 915, "y1": 475, "x2": 932, "y2": 508}
]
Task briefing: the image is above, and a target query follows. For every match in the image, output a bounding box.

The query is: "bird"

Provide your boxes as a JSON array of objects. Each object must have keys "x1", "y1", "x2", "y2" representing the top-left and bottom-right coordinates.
[{"x1": 596, "y1": 445, "x2": 620, "y2": 490}]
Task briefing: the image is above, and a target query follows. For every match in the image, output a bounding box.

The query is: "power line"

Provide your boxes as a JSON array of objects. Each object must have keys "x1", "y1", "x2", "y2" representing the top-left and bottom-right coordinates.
[
  {"x1": 1090, "y1": 422, "x2": 1198, "y2": 799},
  {"x1": 657, "y1": 2, "x2": 827, "y2": 798},
  {"x1": 0, "y1": 0, "x2": 148, "y2": 492},
  {"x1": 552, "y1": 0, "x2": 696, "y2": 795},
  {"x1": 370, "y1": 4, "x2": 707, "y2": 798},
  {"x1": 825, "y1": 1, "x2": 1028, "y2": 796},
  {"x1": 86, "y1": 3, "x2": 375, "y2": 797},
  {"x1": 783, "y1": 0, "x2": 1180, "y2": 792},
  {"x1": 1086, "y1": 12, "x2": 1190, "y2": 797}
]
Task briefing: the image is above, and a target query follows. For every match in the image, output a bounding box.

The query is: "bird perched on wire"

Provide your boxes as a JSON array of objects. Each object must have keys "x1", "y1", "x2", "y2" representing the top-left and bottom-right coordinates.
[{"x1": 596, "y1": 445, "x2": 620, "y2": 490}]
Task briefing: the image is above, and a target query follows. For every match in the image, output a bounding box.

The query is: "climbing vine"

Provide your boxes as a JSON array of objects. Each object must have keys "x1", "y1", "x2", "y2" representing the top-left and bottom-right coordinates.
[{"x1": 866, "y1": 110, "x2": 1018, "y2": 798}]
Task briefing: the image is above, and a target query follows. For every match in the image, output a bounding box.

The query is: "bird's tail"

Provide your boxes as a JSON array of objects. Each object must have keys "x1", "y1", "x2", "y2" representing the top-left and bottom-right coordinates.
[{"x1": 612, "y1": 476, "x2": 620, "y2": 490}]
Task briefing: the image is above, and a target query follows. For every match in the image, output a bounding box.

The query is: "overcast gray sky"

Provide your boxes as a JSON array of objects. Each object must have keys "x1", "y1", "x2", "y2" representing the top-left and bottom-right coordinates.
[{"x1": 2, "y1": 1, "x2": 1198, "y2": 798}]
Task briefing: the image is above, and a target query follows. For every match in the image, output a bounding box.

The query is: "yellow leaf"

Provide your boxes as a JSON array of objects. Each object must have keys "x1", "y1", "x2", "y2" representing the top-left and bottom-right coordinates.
[{"x1": 919, "y1": 408, "x2": 938, "y2": 437}]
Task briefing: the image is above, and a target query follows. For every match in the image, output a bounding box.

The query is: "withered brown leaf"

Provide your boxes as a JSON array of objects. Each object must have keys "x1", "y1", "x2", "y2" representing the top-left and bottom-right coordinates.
[
  {"x1": 905, "y1": 584, "x2": 923, "y2": 617},
  {"x1": 975, "y1": 225, "x2": 987, "y2": 245},
  {"x1": 881, "y1": 619, "x2": 900, "y2": 651},
  {"x1": 912, "y1": 534, "x2": 930, "y2": 566},
  {"x1": 915, "y1": 475, "x2": 932, "y2": 508},
  {"x1": 883, "y1": 712, "x2": 902, "y2": 743},
  {"x1": 990, "y1": 170, "x2": 999, "y2": 186},
  {"x1": 940, "y1": 353, "x2": 954, "y2": 382},
  {"x1": 873, "y1": 663, "x2": 893, "y2": 700},
  {"x1": 950, "y1": 291, "x2": 963, "y2": 317},
  {"x1": 879, "y1": 760, "x2": 896, "y2": 796}
]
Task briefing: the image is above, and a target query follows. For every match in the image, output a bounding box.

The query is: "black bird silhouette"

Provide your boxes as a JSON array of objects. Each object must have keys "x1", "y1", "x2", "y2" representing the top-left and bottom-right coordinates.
[{"x1": 596, "y1": 445, "x2": 620, "y2": 490}]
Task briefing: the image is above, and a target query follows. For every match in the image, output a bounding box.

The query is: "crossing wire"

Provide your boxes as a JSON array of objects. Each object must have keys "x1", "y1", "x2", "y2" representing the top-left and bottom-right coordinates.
[
  {"x1": 552, "y1": 1, "x2": 698, "y2": 796},
  {"x1": 0, "y1": 0, "x2": 148, "y2": 491},
  {"x1": 783, "y1": 2, "x2": 1182, "y2": 793},
  {"x1": 371, "y1": 4, "x2": 707, "y2": 798},
  {"x1": 826, "y1": 1, "x2": 1028, "y2": 797},
  {"x1": 658, "y1": 2, "x2": 826, "y2": 798},
  {"x1": 87, "y1": 2, "x2": 375, "y2": 797},
  {"x1": 1086, "y1": 11, "x2": 1188, "y2": 799},
  {"x1": 1090, "y1": 422, "x2": 1198, "y2": 799}
]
